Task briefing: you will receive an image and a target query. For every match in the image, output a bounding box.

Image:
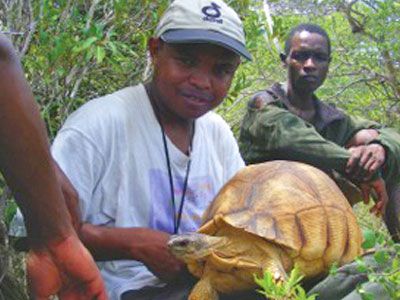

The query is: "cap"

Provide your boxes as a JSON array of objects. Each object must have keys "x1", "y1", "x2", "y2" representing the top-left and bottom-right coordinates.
[{"x1": 155, "y1": 0, "x2": 252, "y2": 60}]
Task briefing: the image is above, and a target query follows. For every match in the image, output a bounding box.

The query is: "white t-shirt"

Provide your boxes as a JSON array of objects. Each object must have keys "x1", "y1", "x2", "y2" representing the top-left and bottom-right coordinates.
[{"x1": 51, "y1": 84, "x2": 244, "y2": 299}]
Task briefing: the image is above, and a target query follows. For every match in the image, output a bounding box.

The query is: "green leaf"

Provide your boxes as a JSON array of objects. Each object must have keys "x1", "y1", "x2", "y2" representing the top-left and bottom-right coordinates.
[
  {"x1": 73, "y1": 36, "x2": 98, "y2": 53},
  {"x1": 374, "y1": 250, "x2": 388, "y2": 264},
  {"x1": 356, "y1": 258, "x2": 368, "y2": 273},
  {"x1": 81, "y1": 36, "x2": 98, "y2": 50},
  {"x1": 329, "y1": 262, "x2": 339, "y2": 275},
  {"x1": 96, "y1": 46, "x2": 106, "y2": 64},
  {"x1": 359, "y1": 289, "x2": 375, "y2": 300},
  {"x1": 392, "y1": 257, "x2": 399, "y2": 270},
  {"x1": 362, "y1": 229, "x2": 376, "y2": 249},
  {"x1": 376, "y1": 232, "x2": 386, "y2": 245}
]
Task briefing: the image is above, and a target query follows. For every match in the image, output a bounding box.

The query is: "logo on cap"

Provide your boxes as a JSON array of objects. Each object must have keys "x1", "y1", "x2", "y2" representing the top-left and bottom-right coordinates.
[{"x1": 202, "y1": 2, "x2": 223, "y2": 24}]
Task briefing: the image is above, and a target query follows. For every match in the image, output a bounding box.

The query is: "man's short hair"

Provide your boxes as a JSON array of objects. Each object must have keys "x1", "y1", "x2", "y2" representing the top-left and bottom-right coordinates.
[{"x1": 284, "y1": 23, "x2": 331, "y2": 56}]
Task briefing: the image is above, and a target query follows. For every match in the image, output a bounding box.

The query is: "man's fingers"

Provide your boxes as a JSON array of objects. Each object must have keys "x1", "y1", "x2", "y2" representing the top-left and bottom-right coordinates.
[
  {"x1": 360, "y1": 184, "x2": 371, "y2": 204},
  {"x1": 363, "y1": 158, "x2": 376, "y2": 173},
  {"x1": 375, "y1": 193, "x2": 387, "y2": 217},
  {"x1": 58, "y1": 286, "x2": 107, "y2": 300},
  {"x1": 53, "y1": 267, "x2": 108, "y2": 300},
  {"x1": 370, "y1": 201, "x2": 384, "y2": 217},
  {"x1": 26, "y1": 250, "x2": 62, "y2": 298},
  {"x1": 350, "y1": 148, "x2": 372, "y2": 179},
  {"x1": 368, "y1": 178, "x2": 388, "y2": 217},
  {"x1": 28, "y1": 235, "x2": 108, "y2": 300},
  {"x1": 83, "y1": 277, "x2": 109, "y2": 300},
  {"x1": 358, "y1": 150, "x2": 372, "y2": 167},
  {"x1": 346, "y1": 152, "x2": 360, "y2": 175}
]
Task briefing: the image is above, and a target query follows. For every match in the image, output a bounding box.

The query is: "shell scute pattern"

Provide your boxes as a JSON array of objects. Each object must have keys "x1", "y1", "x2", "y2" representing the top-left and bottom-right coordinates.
[
  {"x1": 171, "y1": 161, "x2": 364, "y2": 299},
  {"x1": 200, "y1": 160, "x2": 362, "y2": 276}
]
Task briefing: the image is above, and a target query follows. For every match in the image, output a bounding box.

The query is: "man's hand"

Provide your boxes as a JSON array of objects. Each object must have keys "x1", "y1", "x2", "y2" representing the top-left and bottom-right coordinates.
[
  {"x1": 345, "y1": 144, "x2": 386, "y2": 181},
  {"x1": 27, "y1": 234, "x2": 108, "y2": 300},
  {"x1": 136, "y1": 229, "x2": 186, "y2": 283},
  {"x1": 358, "y1": 177, "x2": 388, "y2": 217},
  {"x1": 80, "y1": 224, "x2": 185, "y2": 283}
]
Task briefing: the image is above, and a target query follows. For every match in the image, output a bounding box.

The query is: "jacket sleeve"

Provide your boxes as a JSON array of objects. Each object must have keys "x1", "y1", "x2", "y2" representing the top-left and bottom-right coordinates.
[
  {"x1": 373, "y1": 127, "x2": 400, "y2": 185},
  {"x1": 239, "y1": 104, "x2": 352, "y2": 174},
  {"x1": 344, "y1": 115, "x2": 382, "y2": 144}
]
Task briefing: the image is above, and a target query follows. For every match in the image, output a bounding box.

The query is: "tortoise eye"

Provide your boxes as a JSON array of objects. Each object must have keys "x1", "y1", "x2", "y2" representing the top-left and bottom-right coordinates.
[{"x1": 177, "y1": 240, "x2": 189, "y2": 247}]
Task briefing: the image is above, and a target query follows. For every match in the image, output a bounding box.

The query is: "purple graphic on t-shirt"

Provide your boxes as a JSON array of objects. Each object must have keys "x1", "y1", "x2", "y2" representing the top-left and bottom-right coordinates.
[{"x1": 149, "y1": 169, "x2": 214, "y2": 233}]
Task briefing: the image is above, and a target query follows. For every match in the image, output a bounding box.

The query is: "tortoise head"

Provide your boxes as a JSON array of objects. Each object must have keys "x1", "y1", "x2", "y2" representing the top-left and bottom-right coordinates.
[{"x1": 168, "y1": 233, "x2": 226, "y2": 261}]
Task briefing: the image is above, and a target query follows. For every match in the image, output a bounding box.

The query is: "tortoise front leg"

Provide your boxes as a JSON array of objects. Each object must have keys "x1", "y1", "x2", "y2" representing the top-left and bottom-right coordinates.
[
  {"x1": 189, "y1": 276, "x2": 219, "y2": 300},
  {"x1": 189, "y1": 265, "x2": 219, "y2": 300}
]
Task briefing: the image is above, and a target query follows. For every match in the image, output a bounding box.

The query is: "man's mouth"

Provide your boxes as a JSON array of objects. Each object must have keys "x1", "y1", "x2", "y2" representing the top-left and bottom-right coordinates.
[
  {"x1": 181, "y1": 90, "x2": 213, "y2": 104},
  {"x1": 302, "y1": 75, "x2": 318, "y2": 82}
]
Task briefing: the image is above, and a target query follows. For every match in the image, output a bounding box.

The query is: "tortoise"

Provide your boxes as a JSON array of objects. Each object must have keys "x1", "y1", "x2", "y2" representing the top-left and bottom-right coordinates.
[{"x1": 168, "y1": 160, "x2": 363, "y2": 300}]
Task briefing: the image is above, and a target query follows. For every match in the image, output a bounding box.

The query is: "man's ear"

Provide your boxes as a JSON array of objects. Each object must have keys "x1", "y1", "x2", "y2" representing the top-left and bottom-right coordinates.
[{"x1": 148, "y1": 37, "x2": 162, "y2": 61}]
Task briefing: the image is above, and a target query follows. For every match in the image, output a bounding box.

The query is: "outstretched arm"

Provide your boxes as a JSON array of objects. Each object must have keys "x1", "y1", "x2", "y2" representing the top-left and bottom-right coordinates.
[
  {"x1": 239, "y1": 104, "x2": 351, "y2": 171},
  {"x1": 0, "y1": 34, "x2": 107, "y2": 299},
  {"x1": 239, "y1": 104, "x2": 387, "y2": 215}
]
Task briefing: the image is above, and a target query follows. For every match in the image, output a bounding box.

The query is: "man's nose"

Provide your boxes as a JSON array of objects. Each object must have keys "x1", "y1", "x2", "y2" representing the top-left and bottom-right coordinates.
[
  {"x1": 188, "y1": 68, "x2": 212, "y2": 90},
  {"x1": 303, "y1": 57, "x2": 317, "y2": 70}
]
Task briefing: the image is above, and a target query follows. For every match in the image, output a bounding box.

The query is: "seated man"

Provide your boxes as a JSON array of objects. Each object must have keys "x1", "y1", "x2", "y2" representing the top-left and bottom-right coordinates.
[
  {"x1": 239, "y1": 23, "x2": 400, "y2": 242},
  {"x1": 50, "y1": 0, "x2": 259, "y2": 299}
]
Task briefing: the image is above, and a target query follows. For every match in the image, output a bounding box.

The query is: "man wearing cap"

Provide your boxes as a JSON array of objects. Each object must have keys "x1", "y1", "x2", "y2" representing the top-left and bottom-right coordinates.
[{"x1": 51, "y1": 0, "x2": 253, "y2": 299}]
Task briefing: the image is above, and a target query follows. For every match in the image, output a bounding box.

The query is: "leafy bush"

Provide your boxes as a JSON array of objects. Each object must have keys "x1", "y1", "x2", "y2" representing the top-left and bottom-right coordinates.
[
  {"x1": 354, "y1": 229, "x2": 400, "y2": 299},
  {"x1": 254, "y1": 265, "x2": 317, "y2": 300}
]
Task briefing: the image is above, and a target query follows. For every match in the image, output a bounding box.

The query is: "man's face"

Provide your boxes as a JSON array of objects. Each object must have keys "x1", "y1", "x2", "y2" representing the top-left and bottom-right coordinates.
[
  {"x1": 149, "y1": 38, "x2": 240, "y2": 120},
  {"x1": 285, "y1": 31, "x2": 330, "y2": 94}
]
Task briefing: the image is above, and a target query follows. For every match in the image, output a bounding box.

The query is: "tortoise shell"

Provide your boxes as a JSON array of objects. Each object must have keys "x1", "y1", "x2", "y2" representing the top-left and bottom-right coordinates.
[{"x1": 199, "y1": 160, "x2": 363, "y2": 277}]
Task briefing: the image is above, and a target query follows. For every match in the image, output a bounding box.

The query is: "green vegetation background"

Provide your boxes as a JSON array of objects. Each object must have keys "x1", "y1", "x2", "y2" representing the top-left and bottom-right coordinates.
[{"x1": 0, "y1": 0, "x2": 399, "y2": 299}]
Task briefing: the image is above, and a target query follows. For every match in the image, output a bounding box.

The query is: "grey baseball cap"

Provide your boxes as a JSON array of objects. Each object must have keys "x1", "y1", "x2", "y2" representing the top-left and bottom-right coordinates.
[{"x1": 155, "y1": 0, "x2": 252, "y2": 60}]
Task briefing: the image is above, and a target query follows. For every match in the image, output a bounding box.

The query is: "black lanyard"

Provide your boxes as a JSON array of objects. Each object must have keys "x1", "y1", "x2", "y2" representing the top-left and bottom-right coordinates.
[{"x1": 156, "y1": 117, "x2": 195, "y2": 234}]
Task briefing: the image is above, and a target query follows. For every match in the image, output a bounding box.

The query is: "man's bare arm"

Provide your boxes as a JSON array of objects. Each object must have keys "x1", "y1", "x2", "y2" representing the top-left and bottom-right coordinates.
[{"x1": 0, "y1": 34, "x2": 107, "y2": 299}]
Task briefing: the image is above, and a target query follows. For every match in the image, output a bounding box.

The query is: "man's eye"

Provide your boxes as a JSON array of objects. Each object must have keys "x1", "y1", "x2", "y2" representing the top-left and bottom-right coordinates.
[
  {"x1": 177, "y1": 56, "x2": 196, "y2": 67},
  {"x1": 215, "y1": 64, "x2": 236, "y2": 77},
  {"x1": 291, "y1": 52, "x2": 309, "y2": 61},
  {"x1": 314, "y1": 53, "x2": 329, "y2": 62},
  {"x1": 291, "y1": 51, "x2": 329, "y2": 62}
]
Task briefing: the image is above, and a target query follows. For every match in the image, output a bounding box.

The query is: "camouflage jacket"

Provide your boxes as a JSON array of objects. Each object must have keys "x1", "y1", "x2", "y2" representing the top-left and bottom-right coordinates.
[{"x1": 239, "y1": 83, "x2": 400, "y2": 185}]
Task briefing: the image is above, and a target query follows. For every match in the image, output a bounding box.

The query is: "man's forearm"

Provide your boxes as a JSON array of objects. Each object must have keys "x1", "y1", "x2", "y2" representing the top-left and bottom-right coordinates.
[
  {"x1": 80, "y1": 223, "x2": 156, "y2": 261},
  {"x1": 0, "y1": 35, "x2": 73, "y2": 246},
  {"x1": 346, "y1": 129, "x2": 379, "y2": 147}
]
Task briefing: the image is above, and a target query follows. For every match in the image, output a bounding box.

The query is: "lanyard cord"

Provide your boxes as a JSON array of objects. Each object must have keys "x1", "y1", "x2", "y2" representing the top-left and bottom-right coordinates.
[
  {"x1": 159, "y1": 124, "x2": 194, "y2": 234},
  {"x1": 155, "y1": 114, "x2": 195, "y2": 234},
  {"x1": 147, "y1": 83, "x2": 195, "y2": 233}
]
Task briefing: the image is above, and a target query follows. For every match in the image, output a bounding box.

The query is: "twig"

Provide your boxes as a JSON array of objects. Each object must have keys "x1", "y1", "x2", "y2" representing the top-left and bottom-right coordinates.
[
  {"x1": 19, "y1": 1, "x2": 35, "y2": 58},
  {"x1": 0, "y1": 30, "x2": 23, "y2": 35},
  {"x1": 325, "y1": 77, "x2": 376, "y2": 101},
  {"x1": 69, "y1": 64, "x2": 90, "y2": 99},
  {"x1": 85, "y1": 0, "x2": 100, "y2": 31},
  {"x1": 59, "y1": 0, "x2": 73, "y2": 25}
]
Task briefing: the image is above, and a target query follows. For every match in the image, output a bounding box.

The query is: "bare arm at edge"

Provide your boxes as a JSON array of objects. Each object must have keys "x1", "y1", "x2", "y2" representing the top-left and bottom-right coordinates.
[{"x1": 0, "y1": 34, "x2": 107, "y2": 300}]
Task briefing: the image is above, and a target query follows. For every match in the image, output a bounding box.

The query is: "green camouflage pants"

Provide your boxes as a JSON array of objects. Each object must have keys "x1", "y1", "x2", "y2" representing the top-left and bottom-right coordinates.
[{"x1": 308, "y1": 252, "x2": 394, "y2": 300}]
